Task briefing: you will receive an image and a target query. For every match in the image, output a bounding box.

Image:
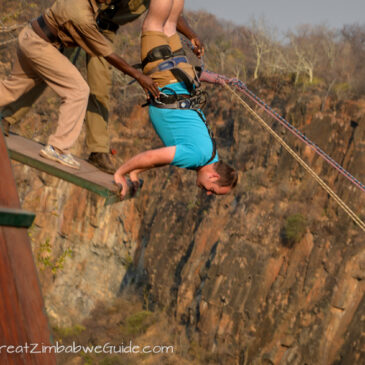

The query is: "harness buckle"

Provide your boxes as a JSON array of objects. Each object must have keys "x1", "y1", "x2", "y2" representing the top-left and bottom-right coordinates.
[
  {"x1": 154, "y1": 91, "x2": 170, "y2": 105},
  {"x1": 178, "y1": 99, "x2": 191, "y2": 109}
]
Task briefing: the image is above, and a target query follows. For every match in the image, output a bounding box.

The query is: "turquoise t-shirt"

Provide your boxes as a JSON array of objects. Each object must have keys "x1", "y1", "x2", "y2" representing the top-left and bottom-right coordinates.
[{"x1": 149, "y1": 83, "x2": 219, "y2": 169}]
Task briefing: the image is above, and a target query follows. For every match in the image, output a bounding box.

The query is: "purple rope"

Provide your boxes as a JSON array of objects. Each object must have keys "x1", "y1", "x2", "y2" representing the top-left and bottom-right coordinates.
[
  {"x1": 180, "y1": 37, "x2": 364, "y2": 193},
  {"x1": 206, "y1": 71, "x2": 365, "y2": 193}
]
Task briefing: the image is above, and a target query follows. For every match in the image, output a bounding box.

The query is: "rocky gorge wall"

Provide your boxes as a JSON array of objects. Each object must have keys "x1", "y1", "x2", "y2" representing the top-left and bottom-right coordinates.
[
  {"x1": 9, "y1": 78, "x2": 365, "y2": 364},
  {"x1": 1, "y1": 2, "x2": 364, "y2": 362}
]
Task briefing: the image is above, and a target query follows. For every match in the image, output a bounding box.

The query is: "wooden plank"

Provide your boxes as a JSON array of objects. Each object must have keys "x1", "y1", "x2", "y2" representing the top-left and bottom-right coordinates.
[
  {"x1": 5, "y1": 133, "x2": 120, "y2": 205},
  {"x1": 0, "y1": 227, "x2": 32, "y2": 364},
  {"x1": 3, "y1": 226, "x2": 56, "y2": 365},
  {"x1": 0, "y1": 130, "x2": 56, "y2": 365},
  {"x1": 0, "y1": 207, "x2": 35, "y2": 228},
  {"x1": 0, "y1": 227, "x2": 36, "y2": 365}
]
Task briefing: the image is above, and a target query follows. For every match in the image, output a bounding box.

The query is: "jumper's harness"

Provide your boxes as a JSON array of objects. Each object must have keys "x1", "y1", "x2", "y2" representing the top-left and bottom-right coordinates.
[{"x1": 141, "y1": 44, "x2": 217, "y2": 164}]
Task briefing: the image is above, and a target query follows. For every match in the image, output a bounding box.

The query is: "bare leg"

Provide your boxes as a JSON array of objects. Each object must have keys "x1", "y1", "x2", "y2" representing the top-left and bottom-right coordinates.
[
  {"x1": 141, "y1": 0, "x2": 192, "y2": 85},
  {"x1": 163, "y1": 0, "x2": 184, "y2": 36},
  {"x1": 142, "y1": 0, "x2": 174, "y2": 33},
  {"x1": 142, "y1": 0, "x2": 184, "y2": 34},
  {"x1": 163, "y1": 1, "x2": 195, "y2": 79}
]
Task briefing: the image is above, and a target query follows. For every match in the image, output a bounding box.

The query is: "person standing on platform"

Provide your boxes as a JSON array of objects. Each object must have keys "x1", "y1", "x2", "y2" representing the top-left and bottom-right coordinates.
[
  {"x1": 0, "y1": 0, "x2": 204, "y2": 173},
  {"x1": 0, "y1": 0, "x2": 159, "y2": 169}
]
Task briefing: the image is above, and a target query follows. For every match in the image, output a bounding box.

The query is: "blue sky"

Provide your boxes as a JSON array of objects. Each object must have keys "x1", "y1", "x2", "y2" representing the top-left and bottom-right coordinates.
[{"x1": 185, "y1": 0, "x2": 365, "y2": 33}]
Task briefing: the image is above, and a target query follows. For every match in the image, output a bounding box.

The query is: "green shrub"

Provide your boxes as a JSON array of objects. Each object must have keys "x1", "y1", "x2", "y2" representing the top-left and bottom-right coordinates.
[
  {"x1": 124, "y1": 310, "x2": 154, "y2": 336},
  {"x1": 282, "y1": 214, "x2": 307, "y2": 247},
  {"x1": 54, "y1": 324, "x2": 86, "y2": 338},
  {"x1": 37, "y1": 239, "x2": 73, "y2": 274}
]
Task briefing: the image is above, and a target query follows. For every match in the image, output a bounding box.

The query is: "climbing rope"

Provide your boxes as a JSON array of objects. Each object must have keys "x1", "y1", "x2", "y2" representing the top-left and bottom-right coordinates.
[
  {"x1": 224, "y1": 83, "x2": 365, "y2": 232},
  {"x1": 182, "y1": 36, "x2": 365, "y2": 194},
  {"x1": 181, "y1": 37, "x2": 365, "y2": 229},
  {"x1": 214, "y1": 73, "x2": 365, "y2": 194}
]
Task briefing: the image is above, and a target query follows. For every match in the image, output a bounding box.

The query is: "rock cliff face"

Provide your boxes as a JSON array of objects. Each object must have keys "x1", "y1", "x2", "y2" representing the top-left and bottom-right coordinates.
[
  {"x1": 1, "y1": 2, "x2": 364, "y2": 361},
  {"x1": 10, "y1": 79, "x2": 364, "y2": 364}
]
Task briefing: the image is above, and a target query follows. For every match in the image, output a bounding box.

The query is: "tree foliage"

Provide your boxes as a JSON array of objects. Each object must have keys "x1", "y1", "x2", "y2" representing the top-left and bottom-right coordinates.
[{"x1": 1, "y1": 3, "x2": 365, "y2": 97}]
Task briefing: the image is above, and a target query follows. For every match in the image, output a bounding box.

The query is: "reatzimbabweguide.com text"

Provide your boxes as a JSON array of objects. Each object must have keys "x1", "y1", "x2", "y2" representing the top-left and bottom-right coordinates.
[{"x1": 0, "y1": 341, "x2": 174, "y2": 355}]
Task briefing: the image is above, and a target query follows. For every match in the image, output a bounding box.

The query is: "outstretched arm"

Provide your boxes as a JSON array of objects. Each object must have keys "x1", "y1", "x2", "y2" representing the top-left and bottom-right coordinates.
[
  {"x1": 114, "y1": 146, "x2": 176, "y2": 199},
  {"x1": 176, "y1": 15, "x2": 204, "y2": 57}
]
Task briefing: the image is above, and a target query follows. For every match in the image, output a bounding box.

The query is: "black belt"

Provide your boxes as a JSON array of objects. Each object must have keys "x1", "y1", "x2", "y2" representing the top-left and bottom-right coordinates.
[
  {"x1": 96, "y1": 18, "x2": 119, "y2": 32},
  {"x1": 152, "y1": 88, "x2": 206, "y2": 109},
  {"x1": 36, "y1": 15, "x2": 60, "y2": 44},
  {"x1": 156, "y1": 93, "x2": 190, "y2": 105}
]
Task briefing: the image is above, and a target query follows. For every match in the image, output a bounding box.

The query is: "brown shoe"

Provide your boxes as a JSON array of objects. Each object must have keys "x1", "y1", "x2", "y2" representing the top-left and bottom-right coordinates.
[
  {"x1": 1, "y1": 118, "x2": 10, "y2": 136},
  {"x1": 87, "y1": 152, "x2": 116, "y2": 174}
]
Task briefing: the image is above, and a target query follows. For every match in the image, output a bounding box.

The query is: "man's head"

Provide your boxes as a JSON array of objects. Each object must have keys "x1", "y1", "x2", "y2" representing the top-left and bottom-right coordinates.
[{"x1": 196, "y1": 161, "x2": 238, "y2": 196}]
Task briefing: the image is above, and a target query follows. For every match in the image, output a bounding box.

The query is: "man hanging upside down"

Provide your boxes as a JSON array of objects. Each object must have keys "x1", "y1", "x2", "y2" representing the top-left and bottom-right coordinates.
[{"x1": 114, "y1": 0, "x2": 238, "y2": 198}]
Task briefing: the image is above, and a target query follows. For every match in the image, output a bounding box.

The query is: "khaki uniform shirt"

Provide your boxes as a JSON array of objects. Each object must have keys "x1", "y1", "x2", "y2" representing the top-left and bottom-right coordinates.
[
  {"x1": 44, "y1": 0, "x2": 114, "y2": 57},
  {"x1": 101, "y1": 0, "x2": 150, "y2": 26}
]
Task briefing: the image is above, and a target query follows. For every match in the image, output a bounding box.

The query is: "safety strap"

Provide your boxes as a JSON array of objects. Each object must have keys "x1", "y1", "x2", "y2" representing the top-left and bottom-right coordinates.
[
  {"x1": 140, "y1": 44, "x2": 201, "y2": 93},
  {"x1": 171, "y1": 68, "x2": 196, "y2": 94},
  {"x1": 172, "y1": 48, "x2": 186, "y2": 56},
  {"x1": 196, "y1": 109, "x2": 217, "y2": 165},
  {"x1": 146, "y1": 56, "x2": 188, "y2": 74},
  {"x1": 151, "y1": 89, "x2": 206, "y2": 109},
  {"x1": 141, "y1": 45, "x2": 173, "y2": 70}
]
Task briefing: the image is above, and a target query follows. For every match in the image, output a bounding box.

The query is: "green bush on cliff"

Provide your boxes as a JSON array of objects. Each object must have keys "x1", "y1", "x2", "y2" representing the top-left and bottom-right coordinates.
[
  {"x1": 54, "y1": 324, "x2": 86, "y2": 338},
  {"x1": 124, "y1": 310, "x2": 155, "y2": 335},
  {"x1": 282, "y1": 214, "x2": 307, "y2": 246},
  {"x1": 37, "y1": 239, "x2": 73, "y2": 274}
]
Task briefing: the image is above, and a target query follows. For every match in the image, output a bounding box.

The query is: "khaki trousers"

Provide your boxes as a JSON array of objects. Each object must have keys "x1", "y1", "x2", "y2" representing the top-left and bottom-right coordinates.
[
  {"x1": 1, "y1": 29, "x2": 115, "y2": 153},
  {"x1": 0, "y1": 25, "x2": 89, "y2": 152}
]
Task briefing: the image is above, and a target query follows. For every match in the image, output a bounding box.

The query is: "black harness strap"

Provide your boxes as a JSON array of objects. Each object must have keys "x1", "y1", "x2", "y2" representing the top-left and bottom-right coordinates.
[
  {"x1": 141, "y1": 45, "x2": 173, "y2": 70},
  {"x1": 141, "y1": 45, "x2": 200, "y2": 93},
  {"x1": 170, "y1": 68, "x2": 195, "y2": 94},
  {"x1": 172, "y1": 48, "x2": 186, "y2": 56},
  {"x1": 195, "y1": 109, "x2": 217, "y2": 165}
]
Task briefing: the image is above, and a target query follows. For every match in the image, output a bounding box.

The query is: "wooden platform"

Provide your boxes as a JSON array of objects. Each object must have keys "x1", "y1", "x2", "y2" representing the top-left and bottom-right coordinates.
[{"x1": 5, "y1": 134, "x2": 120, "y2": 205}]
